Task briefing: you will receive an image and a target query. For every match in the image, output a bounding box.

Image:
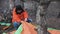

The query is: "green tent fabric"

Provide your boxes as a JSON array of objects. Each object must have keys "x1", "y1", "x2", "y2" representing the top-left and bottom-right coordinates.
[
  {"x1": 3, "y1": 32, "x2": 6, "y2": 34},
  {"x1": 0, "y1": 22, "x2": 11, "y2": 26},
  {"x1": 6, "y1": 23, "x2": 11, "y2": 26},
  {"x1": 47, "y1": 28, "x2": 58, "y2": 30},
  {"x1": 15, "y1": 24, "x2": 23, "y2": 34},
  {"x1": 0, "y1": 22, "x2": 6, "y2": 25}
]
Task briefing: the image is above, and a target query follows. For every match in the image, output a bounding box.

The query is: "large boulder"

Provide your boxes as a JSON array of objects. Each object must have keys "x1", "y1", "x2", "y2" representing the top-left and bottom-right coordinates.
[{"x1": 46, "y1": 1, "x2": 60, "y2": 29}]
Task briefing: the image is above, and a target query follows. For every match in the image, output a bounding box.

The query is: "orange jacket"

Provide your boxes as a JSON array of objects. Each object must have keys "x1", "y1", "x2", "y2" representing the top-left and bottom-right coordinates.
[{"x1": 12, "y1": 8, "x2": 28, "y2": 23}]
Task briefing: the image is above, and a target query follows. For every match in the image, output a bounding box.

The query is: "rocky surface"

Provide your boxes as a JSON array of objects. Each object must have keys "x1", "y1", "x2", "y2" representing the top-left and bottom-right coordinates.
[{"x1": 46, "y1": 1, "x2": 60, "y2": 29}]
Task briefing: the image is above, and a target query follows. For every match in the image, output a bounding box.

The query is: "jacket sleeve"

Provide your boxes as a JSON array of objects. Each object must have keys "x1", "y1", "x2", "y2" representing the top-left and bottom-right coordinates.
[{"x1": 23, "y1": 11, "x2": 28, "y2": 18}]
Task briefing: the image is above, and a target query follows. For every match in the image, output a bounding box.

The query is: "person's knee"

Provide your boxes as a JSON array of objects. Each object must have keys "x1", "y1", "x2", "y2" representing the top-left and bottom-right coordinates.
[
  {"x1": 27, "y1": 18, "x2": 32, "y2": 23},
  {"x1": 13, "y1": 22, "x2": 19, "y2": 30}
]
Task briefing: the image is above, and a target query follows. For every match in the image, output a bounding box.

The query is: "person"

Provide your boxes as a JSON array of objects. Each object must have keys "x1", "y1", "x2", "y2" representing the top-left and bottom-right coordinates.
[{"x1": 12, "y1": 5, "x2": 32, "y2": 30}]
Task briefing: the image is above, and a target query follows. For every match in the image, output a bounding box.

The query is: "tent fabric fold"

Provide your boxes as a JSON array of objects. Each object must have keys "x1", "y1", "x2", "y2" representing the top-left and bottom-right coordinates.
[{"x1": 15, "y1": 21, "x2": 37, "y2": 34}]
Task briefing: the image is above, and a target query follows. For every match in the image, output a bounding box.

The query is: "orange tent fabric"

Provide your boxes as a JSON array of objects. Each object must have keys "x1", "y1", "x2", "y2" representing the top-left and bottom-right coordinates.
[
  {"x1": 48, "y1": 30, "x2": 60, "y2": 34},
  {"x1": 7, "y1": 21, "x2": 37, "y2": 34},
  {"x1": 21, "y1": 21, "x2": 37, "y2": 34}
]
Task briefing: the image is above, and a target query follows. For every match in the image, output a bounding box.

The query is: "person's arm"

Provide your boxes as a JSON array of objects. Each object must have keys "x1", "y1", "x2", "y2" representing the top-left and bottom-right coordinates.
[
  {"x1": 23, "y1": 11, "x2": 28, "y2": 22},
  {"x1": 24, "y1": 18, "x2": 28, "y2": 21}
]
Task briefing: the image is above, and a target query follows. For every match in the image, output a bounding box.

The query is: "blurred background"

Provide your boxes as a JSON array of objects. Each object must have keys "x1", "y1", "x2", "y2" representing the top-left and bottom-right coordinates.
[{"x1": 0, "y1": 0, "x2": 60, "y2": 34}]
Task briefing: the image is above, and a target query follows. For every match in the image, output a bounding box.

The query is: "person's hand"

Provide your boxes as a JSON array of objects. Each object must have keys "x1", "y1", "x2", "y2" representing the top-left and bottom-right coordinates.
[
  {"x1": 24, "y1": 18, "x2": 27, "y2": 22},
  {"x1": 21, "y1": 21, "x2": 23, "y2": 23}
]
